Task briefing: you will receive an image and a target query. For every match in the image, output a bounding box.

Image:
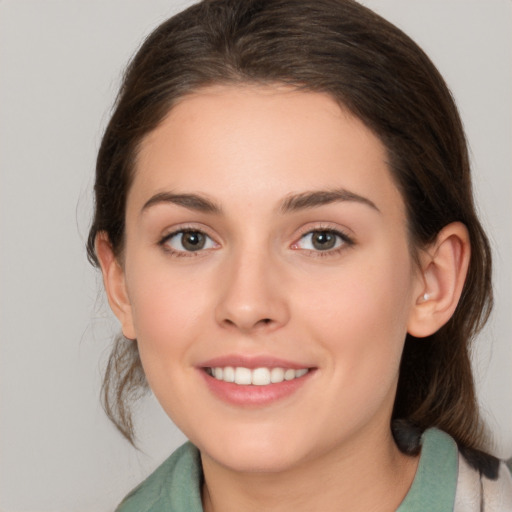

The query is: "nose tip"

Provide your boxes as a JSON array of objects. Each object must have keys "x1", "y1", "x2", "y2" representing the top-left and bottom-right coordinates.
[{"x1": 214, "y1": 255, "x2": 290, "y2": 334}]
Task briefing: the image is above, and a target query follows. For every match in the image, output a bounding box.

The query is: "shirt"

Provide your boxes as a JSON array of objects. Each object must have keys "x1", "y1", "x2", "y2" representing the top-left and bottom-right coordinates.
[{"x1": 116, "y1": 428, "x2": 512, "y2": 511}]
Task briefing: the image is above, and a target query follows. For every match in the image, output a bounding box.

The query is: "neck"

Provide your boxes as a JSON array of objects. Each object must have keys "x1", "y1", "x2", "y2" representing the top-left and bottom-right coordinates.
[{"x1": 201, "y1": 427, "x2": 419, "y2": 512}]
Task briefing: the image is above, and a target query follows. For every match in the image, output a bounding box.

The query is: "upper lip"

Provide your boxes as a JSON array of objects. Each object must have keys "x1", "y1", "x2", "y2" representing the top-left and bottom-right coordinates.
[{"x1": 198, "y1": 354, "x2": 313, "y2": 370}]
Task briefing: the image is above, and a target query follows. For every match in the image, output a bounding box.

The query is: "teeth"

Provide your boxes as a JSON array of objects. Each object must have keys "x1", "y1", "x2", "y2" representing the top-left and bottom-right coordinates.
[
  {"x1": 223, "y1": 366, "x2": 235, "y2": 383},
  {"x1": 270, "y1": 367, "x2": 284, "y2": 383},
  {"x1": 207, "y1": 366, "x2": 309, "y2": 386},
  {"x1": 284, "y1": 368, "x2": 295, "y2": 381},
  {"x1": 234, "y1": 367, "x2": 252, "y2": 385}
]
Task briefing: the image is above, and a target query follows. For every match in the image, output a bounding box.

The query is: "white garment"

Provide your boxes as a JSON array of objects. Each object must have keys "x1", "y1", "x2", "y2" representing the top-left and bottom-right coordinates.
[{"x1": 454, "y1": 454, "x2": 512, "y2": 511}]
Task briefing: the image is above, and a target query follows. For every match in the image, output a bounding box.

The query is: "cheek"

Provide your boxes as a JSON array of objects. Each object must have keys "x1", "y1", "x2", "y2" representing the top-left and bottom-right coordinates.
[
  {"x1": 305, "y1": 248, "x2": 412, "y2": 327},
  {"x1": 298, "y1": 248, "x2": 414, "y2": 384},
  {"x1": 125, "y1": 259, "x2": 211, "y2": 370}
]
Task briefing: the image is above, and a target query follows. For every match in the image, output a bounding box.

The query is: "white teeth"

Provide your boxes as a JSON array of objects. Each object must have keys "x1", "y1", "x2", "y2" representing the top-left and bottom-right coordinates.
[
  {"x1": 252, "y1": 368, "x2": 271, "y2": 386},
  {"x1": 208, "y1": 366, "x2": 310, "y2": 385},
  {"x1": 284, "y1": 368, "x2": 296, "y2": 381},
  {"x1": 270, "y1": 367, "x2": 284, "y2": 383},
  {"x1": 234, "y1": 367, "x2": 252, "y2": 385},
  {"x1": 223, "y1": 366, "x2": 235, "y2": 383}
]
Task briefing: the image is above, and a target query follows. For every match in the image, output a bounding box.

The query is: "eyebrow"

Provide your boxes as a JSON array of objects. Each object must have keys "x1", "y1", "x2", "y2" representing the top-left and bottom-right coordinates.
[
  {"x1": 280, "y1": 189, "x2": 380, "y2": 214},
  {"x1": 141, "y1": 188, "x2": 380, "y2": 216},
  {"x1": 141, "y1": 192, "x2": 222, "y2": 215}
]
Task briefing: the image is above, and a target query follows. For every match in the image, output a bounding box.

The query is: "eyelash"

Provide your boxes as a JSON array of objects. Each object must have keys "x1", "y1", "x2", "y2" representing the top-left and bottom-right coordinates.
[
  {"x1": 292, "y1": 227, "x2": 355, "y2": 257},
  {"x1": 158, "y1": 226, "x2": 354, "y2": 258},
  {"x1": 158, "y1": 227, "x2": 218, "y2": 257}
]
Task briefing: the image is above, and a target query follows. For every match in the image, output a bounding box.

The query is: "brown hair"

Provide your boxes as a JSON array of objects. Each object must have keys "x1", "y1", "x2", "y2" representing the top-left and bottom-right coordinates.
[{"x1": 87, "y1": 0, "x2": 493, "y2": 452}]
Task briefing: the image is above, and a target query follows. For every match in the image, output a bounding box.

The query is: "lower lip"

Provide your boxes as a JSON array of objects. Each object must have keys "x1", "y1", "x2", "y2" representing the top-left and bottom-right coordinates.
[{"x1": 200, "y1": 369, "x2": 314, "y2": 407}]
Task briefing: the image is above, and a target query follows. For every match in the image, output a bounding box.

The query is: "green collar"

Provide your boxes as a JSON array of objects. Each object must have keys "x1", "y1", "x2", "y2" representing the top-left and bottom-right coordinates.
[
  {"x1": 397, "y1": 428, "x2": 458, "y2": 511},
  {"x1": 116, "y1": 442, "x2": 203, "y2": 512},
  {"x1": 117, "y1": 428, "x2": 458, "y2": 511}
]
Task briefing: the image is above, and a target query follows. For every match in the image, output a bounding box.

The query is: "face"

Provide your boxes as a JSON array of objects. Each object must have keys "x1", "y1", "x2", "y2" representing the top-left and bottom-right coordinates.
[{"x1": 112, "y1": 85, "x2": 425, "y2": 473}]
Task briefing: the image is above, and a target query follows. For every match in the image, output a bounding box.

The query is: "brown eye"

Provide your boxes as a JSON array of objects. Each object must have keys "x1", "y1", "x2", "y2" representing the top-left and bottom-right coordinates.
[
  {"x1": 294, "y1": 229, "x2": 351, "y2": 253},
  {"x1": 163, "y1": 230, "x2": 216, "y2": 253},
  {"x1": 311, "y1": 231, "x2": 337, "y2": 250},
  {"x1": 181, "y1": 231, "x2": 206, "y2": 251}
]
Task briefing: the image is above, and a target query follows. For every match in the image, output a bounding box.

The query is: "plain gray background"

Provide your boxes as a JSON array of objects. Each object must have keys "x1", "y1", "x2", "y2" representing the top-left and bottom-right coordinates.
[{"x1": 0, "y1": 1, "x2": 510, "y2": 510}]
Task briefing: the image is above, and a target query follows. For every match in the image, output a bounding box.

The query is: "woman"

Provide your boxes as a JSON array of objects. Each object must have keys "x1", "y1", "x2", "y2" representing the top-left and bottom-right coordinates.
[{"x1": 87, "y1": 0, "x2": 512, "y2": 509}]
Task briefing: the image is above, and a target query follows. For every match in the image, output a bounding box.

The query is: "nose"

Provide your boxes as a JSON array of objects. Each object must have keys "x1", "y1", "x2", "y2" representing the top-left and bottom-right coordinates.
[{"x1": 214, "y1": 248, "x2": 290, "y2": 334}]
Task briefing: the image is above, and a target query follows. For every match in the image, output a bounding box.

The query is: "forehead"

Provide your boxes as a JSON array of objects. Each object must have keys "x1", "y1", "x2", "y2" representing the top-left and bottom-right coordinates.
[{"x1": 131, "y1": 84, "x2": 404, "y2": 218}]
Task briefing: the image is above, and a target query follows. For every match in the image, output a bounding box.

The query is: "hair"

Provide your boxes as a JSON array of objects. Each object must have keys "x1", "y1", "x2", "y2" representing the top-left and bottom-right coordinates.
[{"x1": 87, "y1": 0, "x2": 493, "y2": 457}]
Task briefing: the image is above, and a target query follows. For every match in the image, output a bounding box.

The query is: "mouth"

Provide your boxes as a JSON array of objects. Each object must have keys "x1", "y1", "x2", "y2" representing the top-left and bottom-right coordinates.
[
  {"x1": 198, "y1": 357, "x2": 315, "y2": 407},
  {"x1": 204, "y1": 366, "x2": 310, "y2": 386}
]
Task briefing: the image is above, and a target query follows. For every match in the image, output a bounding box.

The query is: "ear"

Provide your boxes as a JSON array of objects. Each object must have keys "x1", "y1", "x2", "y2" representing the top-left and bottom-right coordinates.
[
  {"x1": 95, "y1": 232, "x2": 136, "y2": 340},
  {"x1": 407, "y1": 222, "x2": 470, "y2": 338}
]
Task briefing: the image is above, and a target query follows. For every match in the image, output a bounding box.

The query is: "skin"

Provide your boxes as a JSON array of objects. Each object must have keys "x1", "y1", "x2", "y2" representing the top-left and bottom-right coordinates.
[{"x1": 97, "y1": 85, "x2": 470, "y2": 511}]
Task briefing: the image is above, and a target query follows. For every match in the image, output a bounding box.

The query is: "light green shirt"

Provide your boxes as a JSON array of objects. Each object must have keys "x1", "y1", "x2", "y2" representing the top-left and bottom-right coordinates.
[{"x1": 116, "y1": 429, "x2": 461, "y2": 511}]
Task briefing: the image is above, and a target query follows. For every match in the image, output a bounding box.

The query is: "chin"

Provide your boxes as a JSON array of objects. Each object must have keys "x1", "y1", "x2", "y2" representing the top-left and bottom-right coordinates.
[
  {"x1": 193, "y1": 425, "x2": 320, "y2": 474},
  {"x1": 207, "y1": 445, "x2": 305, "y2": 474}
]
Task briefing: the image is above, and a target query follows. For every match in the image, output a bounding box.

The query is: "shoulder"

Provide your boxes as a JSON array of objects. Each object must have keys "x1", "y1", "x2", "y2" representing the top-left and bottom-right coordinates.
[
  {"x1": 455, "y1": 451, "x2": 512, "y2": 512},
  {"x1": 115, "y1": 442, "x2": 204, "y2": 512},
  {"x1": 396, "y1": 426, "x2": 512, "y2": 511}
]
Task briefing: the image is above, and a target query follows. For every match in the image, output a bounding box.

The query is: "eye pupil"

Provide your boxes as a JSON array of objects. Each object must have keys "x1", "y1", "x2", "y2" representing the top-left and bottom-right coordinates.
[
  {"x1": 312, "y1": 231, "x2": 336, "y2": 250},
  {"x1": 182, "y1": 231, "x2": 205, "y2": 251}
]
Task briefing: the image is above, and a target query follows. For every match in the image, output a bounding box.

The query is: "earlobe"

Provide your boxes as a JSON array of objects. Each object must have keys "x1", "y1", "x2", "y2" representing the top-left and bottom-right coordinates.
[
  {"x1": 407, "y1": 222, "x2": 470, "y2": 338},
  {"x1": 95, "y1": 232, "x2": 136, "y2": 340}
]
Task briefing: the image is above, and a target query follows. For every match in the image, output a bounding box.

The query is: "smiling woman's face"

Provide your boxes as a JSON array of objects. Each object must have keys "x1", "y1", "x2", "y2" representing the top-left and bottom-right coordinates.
[{"x1": 107, "y1": 85, "x2": 424, "y2": 473}]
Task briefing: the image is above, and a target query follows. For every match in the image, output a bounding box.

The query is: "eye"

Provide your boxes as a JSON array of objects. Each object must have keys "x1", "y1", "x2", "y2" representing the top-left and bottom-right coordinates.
[
  {"x1": 161, "y1": 229, "x2": 217, "y2": 253},
  {"x1": 293, "y1": 229, "x2": 351, "y2": 252}
]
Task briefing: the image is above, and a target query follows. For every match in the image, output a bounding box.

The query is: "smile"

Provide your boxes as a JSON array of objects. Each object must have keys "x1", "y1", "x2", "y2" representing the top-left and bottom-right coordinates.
[{"x1": 205, "y1": 366, "x2": 310, "y2": 386}]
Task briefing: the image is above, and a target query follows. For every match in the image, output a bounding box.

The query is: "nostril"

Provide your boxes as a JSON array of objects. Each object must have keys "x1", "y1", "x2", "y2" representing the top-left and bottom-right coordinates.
[{"x1": 221, "y1": 316, "x2": 274, "y2": 332}]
